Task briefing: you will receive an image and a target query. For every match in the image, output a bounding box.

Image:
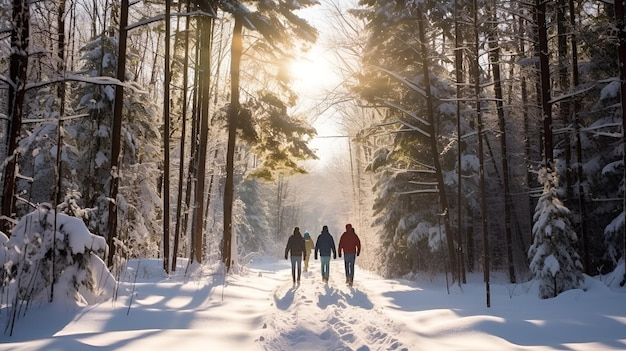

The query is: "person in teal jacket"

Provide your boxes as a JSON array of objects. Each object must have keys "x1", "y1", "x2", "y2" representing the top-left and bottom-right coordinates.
[{"x1": 314, "y1": 225, "x2": 337, "y2": 283}]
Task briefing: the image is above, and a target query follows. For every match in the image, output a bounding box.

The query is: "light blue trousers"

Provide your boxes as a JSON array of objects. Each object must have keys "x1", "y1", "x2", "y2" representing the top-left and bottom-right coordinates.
[{"x1": 320, "y1": 256, "x2": 331, "y2": 279}]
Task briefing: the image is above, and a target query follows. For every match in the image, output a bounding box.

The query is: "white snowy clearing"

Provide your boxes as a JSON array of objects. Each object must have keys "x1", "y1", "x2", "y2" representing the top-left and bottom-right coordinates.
[{"x1": 2, "y1": 257, "x2": 625, "y2": 351}]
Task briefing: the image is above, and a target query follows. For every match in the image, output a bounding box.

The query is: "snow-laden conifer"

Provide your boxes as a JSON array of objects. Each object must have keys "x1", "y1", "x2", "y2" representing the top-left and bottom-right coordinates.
[
  {"x1": 528, "y1": 168, "x2": 584, "y2": 298},
  {"x1": 69, "y1": 32, "x2": 162, "y2": 261},
  {"x1": 236, "y1": 179, "x2": 272, "y2": 256},
  {"x1": 0, "y1": 204, "x2": 114, "y2": 305}
]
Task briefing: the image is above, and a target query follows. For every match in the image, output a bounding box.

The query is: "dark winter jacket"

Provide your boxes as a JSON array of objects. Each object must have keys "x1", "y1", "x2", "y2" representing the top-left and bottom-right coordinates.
[
  {"x1": 339, "y1": 224, "x2": 361, "y2": 256},
  {"x1": 285, "y1": 232, "x2": 306, "y2": 260},
  {"x1": 315, "y1": 226, "x2": 337, "y2": 259}
]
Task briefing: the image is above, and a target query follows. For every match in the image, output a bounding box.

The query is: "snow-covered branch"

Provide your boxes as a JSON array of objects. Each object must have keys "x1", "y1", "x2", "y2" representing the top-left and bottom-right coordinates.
[
  {"x1": 25, "y1": 73, "x2": 147, "y2": 94},
  {"x1": 397, "y1": 189, "x2": 439, "y2": 195},
  {"x1": 383, "y1": 101, "x2": 430, "y2": 128},
  {"x1": 22, "y1": 113, "x2": 91, "y2": 124},
  {"x1": 373, "y1": 65, "x2": 427, "y2": 97},
  {"x1": 126, "y1": 11, "x2": 217, "y2": 31}
]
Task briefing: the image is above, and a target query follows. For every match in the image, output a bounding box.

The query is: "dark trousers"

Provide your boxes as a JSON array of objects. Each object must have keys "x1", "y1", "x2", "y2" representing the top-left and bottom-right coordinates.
[
  {"x1": 343, "y1": 253, "x2": 356, "y2": 282},
  {"x1": 290, "y1": 255, "x2": 302, "y2": 282}
]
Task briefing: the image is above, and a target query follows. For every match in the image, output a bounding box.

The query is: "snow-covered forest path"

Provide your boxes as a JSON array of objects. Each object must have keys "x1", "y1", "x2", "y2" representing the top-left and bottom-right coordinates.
[
  {"x1": 260, "y1": 261, "x2": 413, "y2": 350},
  {"x1": 4, "y1": 257, "x2": 626, "y2": 351}
]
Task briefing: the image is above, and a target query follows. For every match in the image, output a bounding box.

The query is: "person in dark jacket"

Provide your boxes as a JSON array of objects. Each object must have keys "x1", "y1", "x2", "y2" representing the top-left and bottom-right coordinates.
[
  {"x1": 314, "y1": 225, "x2": 337, "y2": 283},
  {"x1": 338, "y1": 223, "x2": 361, "y2": 286},
  {"x1": 285, "y1": 227, "x2": 306, "y2": 285}
]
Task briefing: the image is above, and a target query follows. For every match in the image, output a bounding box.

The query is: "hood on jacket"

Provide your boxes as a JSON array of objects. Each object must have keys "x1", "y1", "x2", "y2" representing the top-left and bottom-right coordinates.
[{"x1": 293, "y1": 227, "x2": 302, "y2": 237}]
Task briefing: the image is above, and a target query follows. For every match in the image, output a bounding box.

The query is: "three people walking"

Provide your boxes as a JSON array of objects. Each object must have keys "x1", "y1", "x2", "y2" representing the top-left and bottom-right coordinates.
[
  {"x1": 314, "y1": 225, "x2": 337, "y2": 283},
  {"x1": 338, "y1": 224, "x2": 361, "y2": 286},
  {"x1": 286, "y1": 224, "x2": 361, "y2": 286}
]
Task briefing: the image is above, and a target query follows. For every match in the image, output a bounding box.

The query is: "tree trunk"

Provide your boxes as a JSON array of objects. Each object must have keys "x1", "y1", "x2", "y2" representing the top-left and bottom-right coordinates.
[
  {"x1": 570, "y1": 0, "x2": 589, "y2": 275},
  {"x1": 203, "y1": 149, "x2": 218, "y2": 232},
  {"x1": 417, "y1": 5, "x2": 458, "y2": 281},
  {"x1": 537, "y1": 0, "x2": 554, "y2": 166},
  {"x1": 557, "y1": 0, "x2": 572, "y2": 198},
  {"x1": 106, "y1": 0, "x2": 129, "y2": 267},
  {"x1": 51, "y1": 0, "x2": 68, "y2": 302},
  {"x1": 223, "y1": 17, "x2": 244, "y2": 272},
  {"x1": 90, "y1": 0, "x2": 97, "y2": 38},
  {"x1": 454, "y1": 0, "x2": 466, "y2": 284},
  {"x1": 276, "y1": 177, "x2": 284, "y2": 240},
  {"x1": 56, "y1": 0, "x2": 66, "y2": 121},
  {"x1": 1, "y1": 0, "x2": 30, "y2": 234},
  {"x1": 466, "y1": 206, "x2": 475, "y2": 272},
  {"x1": 521, "y1": 11, "x2": 536, "y2": 244},
  {"x1": 68, "y1": 4, "x2": 77, "y2": 71},
  {"x1": 149, "y1": 31, "x2": 163, "y2": 97},
  {"x1": 488, "y1": 3, "x2": 516, "y2": 284},
  {"x1": 615, "y1": 0, "x2": 626, "y2": 286},
  {"x1": 162, "y1": 0, "x2": 171, "y2": 273},
  {"x1": 192, "y1": 15, "x2": 213, "y2": 264},
  {"x1": 185, "y1": 18, "x2": 201, "y2": 261},
  {"x1": 172, "y1": 0, "x2": 192, "y2": 271},
  {"x1": 473, "y1": 0, "x2": 490, "y2": 307}
]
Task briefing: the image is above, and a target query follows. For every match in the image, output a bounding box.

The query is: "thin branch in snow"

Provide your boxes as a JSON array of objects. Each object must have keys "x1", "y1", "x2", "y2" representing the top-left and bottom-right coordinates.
[
  {"x1": 383, "y1": 101, "x2": 430, "y2": 127},
  {"x1": 373, "y1": 65, "x2": 427, "y2": 97},
  {"x1": 126, "y1": 11, "x2": 218, "y2": 32},
  {"x1": 22, "y1": 113, "x2": 90, "y2": 124},
  {"x1": 390, "y1": 115, "x2": 430, "y2": 138},
  {"x1": 397, "y1": 189, "x2": 439, "y2": 195},
  {"x1": 408, "y1": 181, "x2": 438, "y2": 186},
  {"x1": 391, "y1": 167, "x2": 435, "y2": 174},
  {"x1": 25, "y1": 73, "x2": 147, "y2": 94},
  {"x1": 549, "y1": 83, "x2": 596, "y2": 104}
]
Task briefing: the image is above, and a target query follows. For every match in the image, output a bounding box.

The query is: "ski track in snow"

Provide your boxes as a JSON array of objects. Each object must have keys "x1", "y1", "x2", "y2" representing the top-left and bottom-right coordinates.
[{"x1": 260, "y1": 265, "x2": 410, "y2": 351}]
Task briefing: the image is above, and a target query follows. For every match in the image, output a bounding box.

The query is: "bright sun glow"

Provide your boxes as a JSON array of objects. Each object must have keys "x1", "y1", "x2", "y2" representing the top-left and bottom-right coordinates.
[
  {"x1": 288, "y1": 46, "x2": 339, "y2": 95},
  {"x1": 286, "y1": 45, "x2": 347, "y2": 169}
]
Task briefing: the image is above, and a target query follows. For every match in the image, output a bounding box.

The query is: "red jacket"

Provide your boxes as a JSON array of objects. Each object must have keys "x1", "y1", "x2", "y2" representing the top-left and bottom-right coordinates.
[{"x1": 339, "y1": 224, "x2": 361, "y2": 255}]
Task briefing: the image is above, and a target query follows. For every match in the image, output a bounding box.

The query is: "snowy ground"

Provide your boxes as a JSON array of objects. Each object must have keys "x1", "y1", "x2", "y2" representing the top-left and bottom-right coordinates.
[{"x1": 1, "y1": 258, "x2": 625, "y2": 351}]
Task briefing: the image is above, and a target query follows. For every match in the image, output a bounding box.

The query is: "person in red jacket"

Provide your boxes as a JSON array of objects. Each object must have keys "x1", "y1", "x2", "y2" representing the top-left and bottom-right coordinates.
[{"x1": 338, "y1": 223, "x2": 361, "y2": 286}]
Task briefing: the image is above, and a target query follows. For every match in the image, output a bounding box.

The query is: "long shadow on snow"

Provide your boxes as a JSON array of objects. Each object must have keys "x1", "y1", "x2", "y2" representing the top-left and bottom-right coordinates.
[
  {"x1": 317, "y1": 285, "x2": 374, "y2": 310},
  {"x1": 273, "y1": 286, "x2": 296, "y2": 311},
  {"x1": 339, "y1": 288, "x2": 374, "y2": 310},
  {"x1": 382, "y1": 280, "x2": 626, "y2": 350}
]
